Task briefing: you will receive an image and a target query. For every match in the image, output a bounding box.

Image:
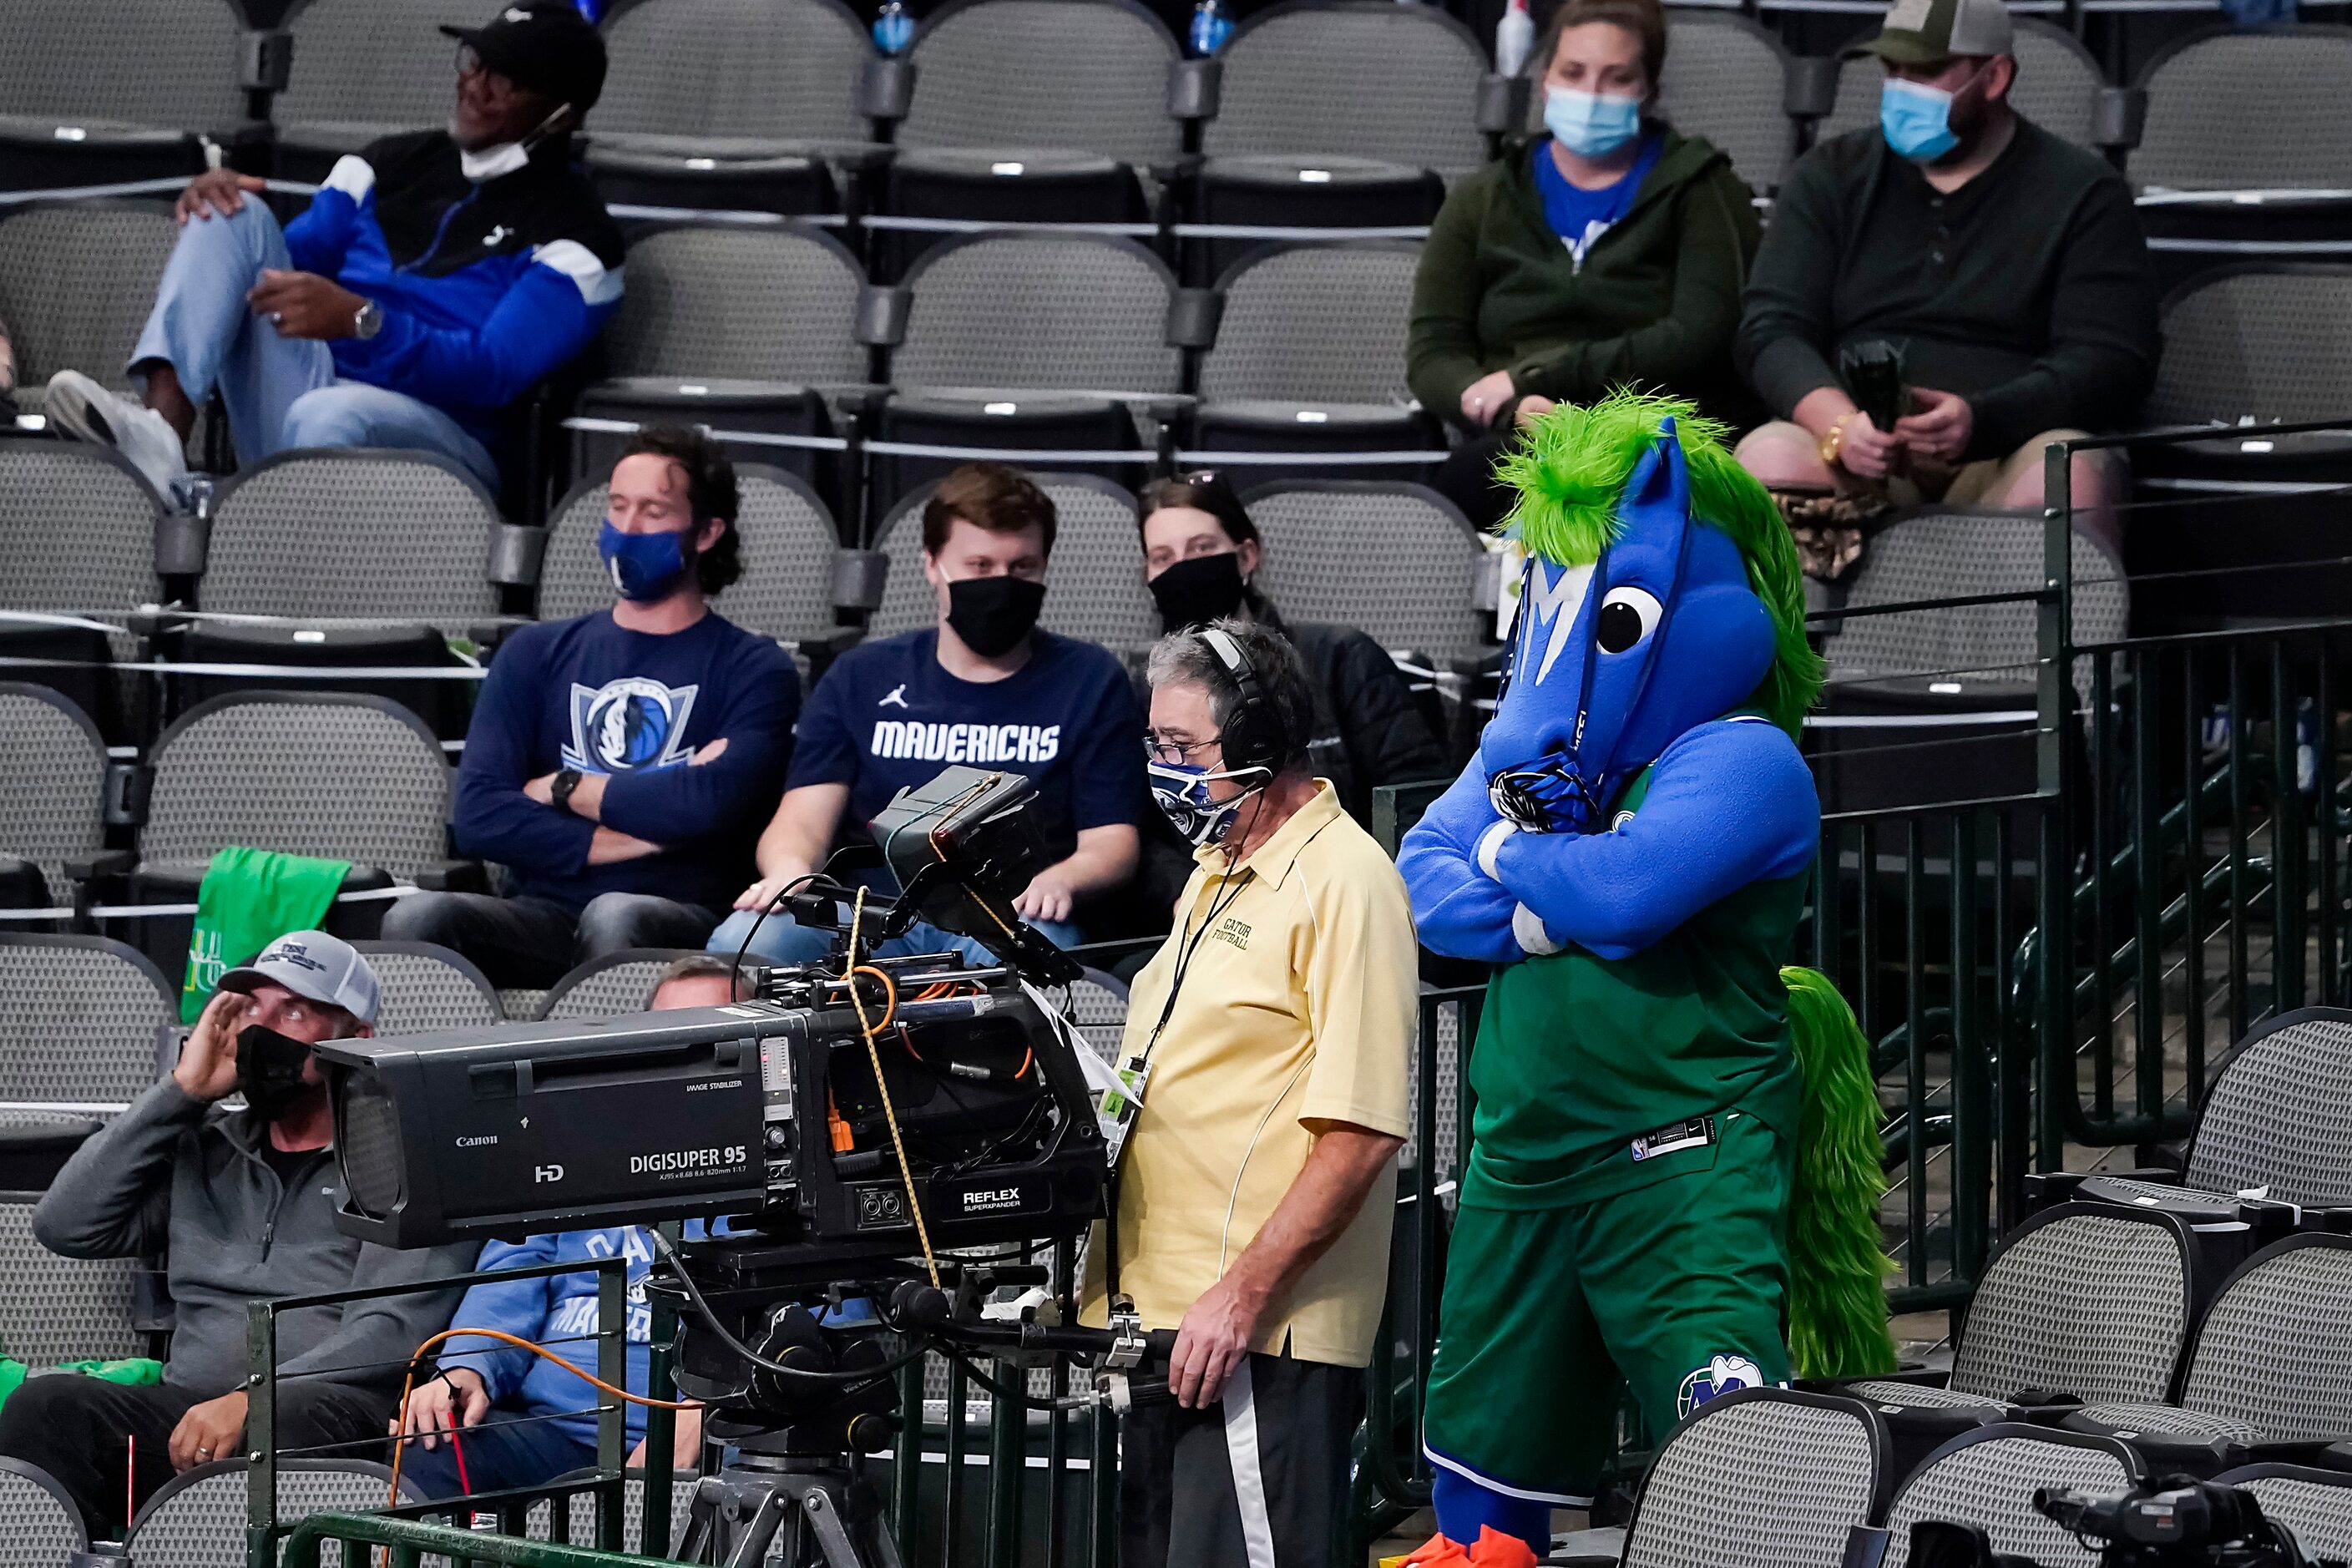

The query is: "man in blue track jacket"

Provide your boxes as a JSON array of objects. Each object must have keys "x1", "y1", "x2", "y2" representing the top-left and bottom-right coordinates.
[{"x1": 43, "y1": 0, "x2": 623, "y2": 502}]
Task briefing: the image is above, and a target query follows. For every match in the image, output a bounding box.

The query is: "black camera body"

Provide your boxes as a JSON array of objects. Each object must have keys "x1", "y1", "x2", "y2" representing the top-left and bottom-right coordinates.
[{"x1": 2036, "y1": 1480, "x2": 2314, "y2": 1568}]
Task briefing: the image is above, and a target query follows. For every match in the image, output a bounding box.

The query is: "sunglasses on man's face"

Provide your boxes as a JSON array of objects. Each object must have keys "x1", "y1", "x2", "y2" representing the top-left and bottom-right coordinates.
[{"x1": 454, "y1": 43, "x2": 518, "y2": 92}]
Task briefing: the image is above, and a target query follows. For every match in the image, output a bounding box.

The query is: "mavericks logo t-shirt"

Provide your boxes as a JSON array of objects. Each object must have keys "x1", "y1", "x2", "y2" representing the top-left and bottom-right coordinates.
[{"x1": 790, "y1": 629, "x2": 1148, "y2": 874}]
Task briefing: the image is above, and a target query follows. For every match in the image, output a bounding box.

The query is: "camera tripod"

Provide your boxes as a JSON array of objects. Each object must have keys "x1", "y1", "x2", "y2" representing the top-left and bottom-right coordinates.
[{"x1": 673, "y1": 1450, "x2": 903, "y2": 1568}]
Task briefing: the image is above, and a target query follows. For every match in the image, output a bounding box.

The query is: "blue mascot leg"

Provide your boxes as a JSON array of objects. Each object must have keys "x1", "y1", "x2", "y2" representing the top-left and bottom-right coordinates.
[{"x1": 1433, "y1": 1466, "x2": 1550, "y2": 1555}]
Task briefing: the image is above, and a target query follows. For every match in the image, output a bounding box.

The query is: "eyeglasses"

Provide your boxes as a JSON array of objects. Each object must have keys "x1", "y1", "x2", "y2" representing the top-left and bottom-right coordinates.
[{"x1": 1145, "y1": 734, "x2": 1222, "y2": 766}]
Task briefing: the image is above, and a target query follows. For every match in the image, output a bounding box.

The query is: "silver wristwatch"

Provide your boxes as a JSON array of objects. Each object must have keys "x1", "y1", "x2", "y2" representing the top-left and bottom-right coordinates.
[{"x1": 352, "y1": 300, "x2": 384, "y2": 341}]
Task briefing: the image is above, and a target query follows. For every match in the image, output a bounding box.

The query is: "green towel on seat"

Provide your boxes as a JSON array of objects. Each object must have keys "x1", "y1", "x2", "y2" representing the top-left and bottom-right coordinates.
[
  {"x1": 0, "y1": 1357, "x2": 164, "y2": 1410},
  {"x1": 180, "y1": 847, "x2": 353, "y2": 1023}
]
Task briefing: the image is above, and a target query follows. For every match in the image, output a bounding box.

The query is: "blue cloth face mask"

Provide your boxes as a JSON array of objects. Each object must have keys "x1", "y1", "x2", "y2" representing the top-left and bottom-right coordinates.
[
  {"x1": 598, "y1": 520, "x2": 693, "y2": 602},
  {"x1": 1879, "y1": 78, "x2": 1959, "y2": 162},
  {"x1": 1147, "y1": 758, "x2": 1265, "y2": 848},
  {"x1": 1543, "y1": 87, "x2": 1644, "y2": 159}
]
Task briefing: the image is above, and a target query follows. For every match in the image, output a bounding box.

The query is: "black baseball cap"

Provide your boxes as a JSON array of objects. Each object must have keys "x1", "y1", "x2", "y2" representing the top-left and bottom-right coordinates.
[{"x1": 443, "y1": 1, "x2": 609, "y2": 115}]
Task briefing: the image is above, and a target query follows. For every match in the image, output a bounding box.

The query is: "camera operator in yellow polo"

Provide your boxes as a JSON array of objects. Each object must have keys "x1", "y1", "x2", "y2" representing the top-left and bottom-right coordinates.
[{"x1": 1398, "y1": 392, "x2": 1894, "y2": 1562}]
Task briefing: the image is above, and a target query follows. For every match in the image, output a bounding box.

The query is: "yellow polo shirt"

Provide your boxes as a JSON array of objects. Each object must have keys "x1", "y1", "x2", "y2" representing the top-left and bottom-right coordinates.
[{"x1": 1078, "y1": 781, "x2": 1416, "y2": 1368}]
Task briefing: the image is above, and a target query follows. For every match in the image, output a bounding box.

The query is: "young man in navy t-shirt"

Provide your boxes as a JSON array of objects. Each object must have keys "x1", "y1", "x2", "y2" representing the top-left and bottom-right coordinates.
[
  {"x1": 387, "y1": 427, "x2": 799, "y2": 987},
  {"x1": 709, "y1": 463, "x2": 1144, "y2": 966}
]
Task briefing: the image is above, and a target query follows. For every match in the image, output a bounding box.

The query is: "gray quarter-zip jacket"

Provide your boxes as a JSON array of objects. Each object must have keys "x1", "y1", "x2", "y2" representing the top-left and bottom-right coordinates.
[{"x1": 34, "y1": 1079, "x2": 474, "y2": 1398}]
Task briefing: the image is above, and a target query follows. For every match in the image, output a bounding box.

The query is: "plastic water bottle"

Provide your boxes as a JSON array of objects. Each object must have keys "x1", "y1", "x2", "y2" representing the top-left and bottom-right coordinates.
[
  {"x1": 1495, "y1": 0, "x2": 1534, "y2": 76},
  {"x1": 1189, "y1": 0, "x2": 1232, "y2": 58},
  {"x1": 873, "y1": 0, "x2": 914, "y2": 54}
]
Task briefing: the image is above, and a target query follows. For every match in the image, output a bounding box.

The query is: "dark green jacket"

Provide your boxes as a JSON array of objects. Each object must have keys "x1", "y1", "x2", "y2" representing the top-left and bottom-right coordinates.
[{"x1": 1408, "y1": 128, "x2": 1763, "y2": 433}]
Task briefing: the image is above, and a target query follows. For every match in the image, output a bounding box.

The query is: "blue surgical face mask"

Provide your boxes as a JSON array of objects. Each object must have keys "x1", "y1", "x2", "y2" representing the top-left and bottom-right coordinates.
[
  {"x1": 597, "y1": 519, "x2": 694, "y2": 602},
  {"x1": 1879, "y1": 78, "x2": 1959, "y2": 162},
  {"x1": 1544, "y1": 86, "x2": 1644, "y2": 159},
  {"x1": 1146, "y1": 758, "x2": 1265, "y2": 848}
]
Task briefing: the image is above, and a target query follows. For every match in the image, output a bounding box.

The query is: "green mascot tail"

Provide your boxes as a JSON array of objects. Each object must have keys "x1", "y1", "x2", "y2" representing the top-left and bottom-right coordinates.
[{"x1": 1782, "y1": 965, "x2": 1899, "y2": 1378}]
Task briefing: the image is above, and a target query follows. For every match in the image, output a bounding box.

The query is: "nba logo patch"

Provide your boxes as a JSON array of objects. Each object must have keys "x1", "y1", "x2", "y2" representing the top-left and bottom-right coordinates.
[{"x1": 1676, "y1": 1353, "x2": 1765, "y2": 1419}]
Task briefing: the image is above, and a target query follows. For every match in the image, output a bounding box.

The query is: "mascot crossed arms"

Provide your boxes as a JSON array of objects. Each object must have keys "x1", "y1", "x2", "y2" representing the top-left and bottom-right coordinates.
[{"x1": 1397, "y1": 393, "x2": 1894, "y2": 1564}]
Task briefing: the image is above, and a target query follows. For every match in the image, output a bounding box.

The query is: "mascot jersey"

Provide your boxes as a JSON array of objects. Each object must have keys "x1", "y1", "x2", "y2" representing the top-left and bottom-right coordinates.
[{"x1": 1397, "y1": 394, "x2": 1891, "y2": 1559}]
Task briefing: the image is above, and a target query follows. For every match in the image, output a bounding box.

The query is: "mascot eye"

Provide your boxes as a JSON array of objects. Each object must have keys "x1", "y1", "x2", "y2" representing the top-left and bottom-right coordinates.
[{"x1": 1595, "y1": 587, "x2": 1663, "y2": 654}]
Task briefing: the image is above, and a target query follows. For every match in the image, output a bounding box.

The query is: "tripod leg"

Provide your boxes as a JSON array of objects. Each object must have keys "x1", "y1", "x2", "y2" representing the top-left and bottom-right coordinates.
[
  {"x1": 720, "y1": 1490, "x2": 795, "y2": 1568},
  {"x1": 675, "y1": 1478, "x2": 724, "y2": 1565},
  {"x1": 801, "y1": 1484, "x2": 899, "y2": 1568}
]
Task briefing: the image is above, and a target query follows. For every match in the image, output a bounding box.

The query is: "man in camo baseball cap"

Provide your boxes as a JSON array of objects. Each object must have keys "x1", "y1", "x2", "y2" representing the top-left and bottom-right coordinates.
[{"x1": 1860, "y1": 0, "x2": 2012, "y2": 68}]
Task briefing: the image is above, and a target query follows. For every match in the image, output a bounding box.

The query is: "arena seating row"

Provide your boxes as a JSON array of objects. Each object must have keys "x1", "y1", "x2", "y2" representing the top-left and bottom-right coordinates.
[
  {"x1": 1590, "y1": 1387, "x2": 2352, "y2": 1567},
  {"x1": 8, "y1": 198, "x2": 2347, "y2": 538},
  {"x1": 3, "y1": 0, "x2": 2348, "y2": 255}
]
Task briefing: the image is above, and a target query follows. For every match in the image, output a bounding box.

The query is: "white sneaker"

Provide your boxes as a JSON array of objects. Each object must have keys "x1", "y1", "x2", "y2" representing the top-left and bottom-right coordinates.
[{"x1": 43, "y1": 369, "x2": 193, "y2": 503}]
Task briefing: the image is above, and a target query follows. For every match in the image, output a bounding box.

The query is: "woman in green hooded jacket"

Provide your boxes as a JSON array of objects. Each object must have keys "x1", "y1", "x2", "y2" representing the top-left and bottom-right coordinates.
[{"x1": 1409, "y1": 0, "x2": 1762, "y2": 527}]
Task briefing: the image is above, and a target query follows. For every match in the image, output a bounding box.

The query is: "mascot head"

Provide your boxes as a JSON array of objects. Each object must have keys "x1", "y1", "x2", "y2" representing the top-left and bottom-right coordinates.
[{"x1": 1483, "y1": 391, "x2": 1820, "y2": 834}]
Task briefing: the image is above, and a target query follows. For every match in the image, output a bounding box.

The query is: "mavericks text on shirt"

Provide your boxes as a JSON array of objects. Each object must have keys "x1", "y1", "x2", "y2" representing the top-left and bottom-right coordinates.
[{"x1": 869, "y1": 721, "x2": 1063, "y2": 765}]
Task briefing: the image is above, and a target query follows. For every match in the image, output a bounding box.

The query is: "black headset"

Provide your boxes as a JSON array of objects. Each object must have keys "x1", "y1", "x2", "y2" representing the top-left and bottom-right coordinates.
[{"x1": 1197, "y1": 625, "x2": 1289, "y2": 778}]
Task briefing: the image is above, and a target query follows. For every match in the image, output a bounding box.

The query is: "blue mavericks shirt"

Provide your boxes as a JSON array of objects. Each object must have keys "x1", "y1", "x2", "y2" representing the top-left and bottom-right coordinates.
[
  {"x1": 453, "y1": 609, "x2": 801, "y2": 911},
  {"x1": 790, "y1": 629, "x2": 1148, "y2": 881}
]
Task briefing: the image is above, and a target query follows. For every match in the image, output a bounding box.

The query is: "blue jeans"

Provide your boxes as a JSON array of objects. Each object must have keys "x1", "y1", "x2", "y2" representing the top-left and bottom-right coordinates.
[
  {"x1": 129, "y1": 203, "x2": 499, "y2": 488},
  {"x1": 395, "y1": 1406, "x2": 600, "y2": 1500},
  {"x1": 706, "y1": 903, "x2": 1082, "y2": 971}
]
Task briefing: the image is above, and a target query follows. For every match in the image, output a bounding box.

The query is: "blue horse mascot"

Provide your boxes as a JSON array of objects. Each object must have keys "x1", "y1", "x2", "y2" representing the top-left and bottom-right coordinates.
[{"x1": 1397, "y1": 392, "x2": 1892, "y2": 1565}]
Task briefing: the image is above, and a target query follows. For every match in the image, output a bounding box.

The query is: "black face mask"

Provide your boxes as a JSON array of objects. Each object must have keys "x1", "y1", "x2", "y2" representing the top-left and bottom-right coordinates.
[
  {"x1": 1150, "y1": 552, "x2": 1248, "y2": 632},
  {"x1": 235, "y1": 1024, "x2": 318, "y2": 1124},
  {"x1": 946, "y1": 575, "x2": 1047, "y2": 660}
]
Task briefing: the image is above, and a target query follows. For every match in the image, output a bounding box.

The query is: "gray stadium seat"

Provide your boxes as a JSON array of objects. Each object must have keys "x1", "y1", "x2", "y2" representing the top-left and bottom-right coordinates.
[
  {"x1": 0, "y1": 440, "x2": 167, "y2": 611},
  {"x1": 0, "y1": 686, "x2": 107, "y2": 902},
  {"x1": 1065, "y1": 968, "x2": 1129, "y2": 1062},
  {"x1": 1819, "y1": 19, "x2": 2102, "y2": 152},
  {"x1": 272, "y1": 0, "x2": 489, "y2": 173},
  {"x1": 350, "y1": 940, "x2": 502, "y2": 1037},
  {"x1": 0, "y1": 203, "x2": 179, "y2": 430},
  {"x1": 888, "y1": 234, "x2": 1182, "y2": 397},
  {"x1": 1819, "y1": 508, "x2": 2127, "y2": 688},
  {"x1": 2068, "y1": 1236, "x2": 2352, "y2": 1449},
  {"x1": 0, "y1": 1192, "x2": 140, "y2": 1362},
  {"x1": 129, "y1": 1459, "x2": 430, "y2": 1568},
  {"x1": 539, "y1": 948, "x2": 705, "y2": 1021},
  {"x1": 1837, "y1": 1205, "x2": 2192, "y2": 1416},
  {"x1": 1199, "y1": 243, "x2": 1419, "y2": 407},
  {"x1": 595, "y1": 0, "x2": 875, "y2": 151},
  {"x1": 1657, "y1": 14, "x2": 1798, "y2": 194},
  {"x1": 2145, "y1": 266, "x2": 2352, "y2": 427},
  {"x1": 0, "y1": 935, "x2": 174, "y2": 1106},
  {"x1": 2213, "y1": 1464, "x2": 2352, "y2": 1563},
  {"x1": 1619, "y1": 1389, "x2": 1888, "y2": 1568},
  {"x1": 540, "y1": 470, "x2": 842, "y2": 644},
  {"x1": 137, "y1": 693, "x2": 453, "y2": 883},
  {"x1": 2130, "y1": 28, "x2": 2352, "y2": 194},
  {"x1": 602, "y1": 227, "x2": 869, "y2": 386},
  {"x1": 0, "y1": 1459, "x2": 88, "y2": 1565},
  {"x1": 0, "y1": 0, "x2": 247, "y2": 190},
  {"x1": 869, "y1": 472, "x2": 1157, "y2": 650},
  {"x1": 1879, "y1": 1426, "x2": 2142, "y2": 1568},
  {"x1": 539, "y1": 1469, "x2": 702, "y2": 1555},
  {"x1": 1200, "y1": 0, "x2": 1489, "y2": 177},
  {"x1": 1237, "y1": 482, "x2": 1490, "y2": 660},
  {"x1": 200, "y1": 451, "x2": 506, "y2": 629},
  {"x1": 2162, "y1": 1010, "x2": 2352, "y2": 1206},
  {"x1": 896, "y1": 0, "x2": 1181, "y2": 165}
]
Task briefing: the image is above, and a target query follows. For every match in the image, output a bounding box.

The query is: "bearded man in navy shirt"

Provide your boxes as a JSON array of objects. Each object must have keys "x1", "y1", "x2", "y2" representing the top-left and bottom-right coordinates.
[
  {"x1": 387, "y1": 427, "x2": 798, "y2": 987},
  {"x1": 711, "y1": 463, "x2": 1144, "y2": 966}
]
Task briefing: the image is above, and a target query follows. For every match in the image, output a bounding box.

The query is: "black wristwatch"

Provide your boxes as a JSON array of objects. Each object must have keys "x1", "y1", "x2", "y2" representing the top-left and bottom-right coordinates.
[{"x1": 550, "y1": 768, "x2": 584, "y2": 814}]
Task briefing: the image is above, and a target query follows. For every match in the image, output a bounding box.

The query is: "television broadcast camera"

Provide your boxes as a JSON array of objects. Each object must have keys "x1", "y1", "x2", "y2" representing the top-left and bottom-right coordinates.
[
  {"x1": 1909, "y1": 1479, "x2": 2339, "y2": 1568},
  {"x1": 318, "y1": 768, "x2": 1166, "y2": 1567}
]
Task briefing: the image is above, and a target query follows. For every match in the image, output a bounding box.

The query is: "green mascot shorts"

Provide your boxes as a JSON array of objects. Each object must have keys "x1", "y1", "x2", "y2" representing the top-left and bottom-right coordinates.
[{"x1": 1422, "y1": 1109, "x2": 1793, "y2": 1505}]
